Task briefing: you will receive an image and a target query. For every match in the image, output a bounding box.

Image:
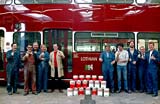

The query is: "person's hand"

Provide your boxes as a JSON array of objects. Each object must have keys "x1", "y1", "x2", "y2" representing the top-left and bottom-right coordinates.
[
  {"x1": 11, "y1": 52, "x2": 14, "y2": 56},
  {"x1": 19, "y1": 68, "x2": 24, "y2": 72},
  {"x1": 58, "y1": 52, "x2": 62, "y2": 57},
  {"x1": 111, "y1": 60, "x2": 115, "y2": 65},
  {"x1": 151, "y1": 55, "x2": 156, "y2": 60},
  {"x1": 99, "y1": 58, "x2": 103, "y2": 62},
  {"x1": 132, "y1": 61, "x2": 136, "y2": 64},
  {"x1": 40, "y1": 52, "x2": 44, "y2": 58},
  {"x1": 25, "y1": 53, "x2": 29, "y2": 57}
]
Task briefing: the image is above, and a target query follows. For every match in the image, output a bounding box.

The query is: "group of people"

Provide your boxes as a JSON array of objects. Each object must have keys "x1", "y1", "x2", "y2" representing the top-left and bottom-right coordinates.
[
  {"x1": 6, "y1": 41, "x2": 159, "y2": 97},
  {"x1": 99, "y1": 41, "x2": 159, "y2": 97},
  {"x1": 6, "y1": 42, "x2": 65, "y2": 96}
]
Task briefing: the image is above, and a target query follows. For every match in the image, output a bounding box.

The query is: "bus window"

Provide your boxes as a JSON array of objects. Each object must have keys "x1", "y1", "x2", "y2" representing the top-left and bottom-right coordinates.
[
  {"x1": 137, "y1": 0, "x2": 160, "y2": 4},
  {"x1": 75, "y1": 0, "x2": 133, "y2": 4},
  {"x1": 75, "y1": 32, "x2": 101, "y2": 52},
  {"x1": 43, "y1": 29, "x2": 72, "y2": 73},
  {"x1": 108, "y1": 0, "x2": 133, "y2": 4},
  {"x1": 0, "y1": 0, "x2": 12, "y2": 4},
  {"x1": 0, "y1": 30, "x2": 4, "y2": 71},
  {"x1": 102, "y1": 32, "x2": 134, "y2": 52},
  {"x1": 75, "y1": 32, "x2": 134, "y2": 52},
  {"x1": 15, "y1": 0, "x2": 71, "y2": 4},
  {"x1": 13, "y1": 32, "x2": 41, "y2": 53},
  {"x1": 138, "y1": 32, "x2": 160, "y2": 51}
]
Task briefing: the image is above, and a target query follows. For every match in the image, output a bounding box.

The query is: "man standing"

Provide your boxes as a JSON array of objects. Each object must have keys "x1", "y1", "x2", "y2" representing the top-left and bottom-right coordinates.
[
  {"x1": 33, "y1": 42, "x2": 39, "y2": 89},
  {"x1": 22, "y1": 44, "x2": 37, "y2": 96},
  {"x1": 6, "y1": 43, "x2": 21, "y2": 95},
  {"x1": 127, "y1": 41, "x2": 138, "y2": 93},
  {"x1": 37, "y1": 44, "x2": 49, "y2": 93},
  {"x1": 49, "y1": 44, "x2": 65, "y2": 93},
  {"x1": 115, "y1": 43, "x2": 129, "y2": 93},
  {"x1": 145, "y1": 42, "x2": 159, "y2": 97},
  {"x1": 138, "y1": 46, "x2": 147, "y2": 93},
  {"x1": 99, "y1": 44, "x2": 115, "y2": 93},
  {"x1": 33, "y1": 42, "x2": 39, "y2": 54}
]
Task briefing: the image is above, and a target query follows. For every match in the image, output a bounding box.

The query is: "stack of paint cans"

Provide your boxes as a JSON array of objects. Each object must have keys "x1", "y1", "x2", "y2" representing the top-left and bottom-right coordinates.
[{"x1": 67, "y1": 75, "x2": 110, "y2": 97}]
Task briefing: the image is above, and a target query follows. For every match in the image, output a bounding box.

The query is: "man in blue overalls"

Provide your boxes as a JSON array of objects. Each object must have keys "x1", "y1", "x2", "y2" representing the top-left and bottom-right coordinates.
[
  {"x1": 99, "y1": 44, "x2": 115, "y2": 93},
  {"x1": 145, "y1": 42, "x2": 159, "y2": 97},
  {"x1": 37, "y1": 44, "x2": 49, "y2": 93},
  {"x1": 6, "y1": 43, "x2": 21, "y2": 95},
  {"x1": 127, "y1": 41, "x2": 138, "y2": 93},
  {"x1": 138, "y1": 46, "x2": 147, "y2": 93}
]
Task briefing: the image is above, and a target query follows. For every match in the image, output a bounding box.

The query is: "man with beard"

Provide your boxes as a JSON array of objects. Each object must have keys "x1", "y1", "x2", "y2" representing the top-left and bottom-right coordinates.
[{"x1": 127, "y1": 41, "x2": 138, "y2": 93}]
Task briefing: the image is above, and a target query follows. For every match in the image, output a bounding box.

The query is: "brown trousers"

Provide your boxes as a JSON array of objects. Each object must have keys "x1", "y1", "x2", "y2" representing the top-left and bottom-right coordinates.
[{"x1": 24, "y1": 64, "x2": 36, "y2": 92}]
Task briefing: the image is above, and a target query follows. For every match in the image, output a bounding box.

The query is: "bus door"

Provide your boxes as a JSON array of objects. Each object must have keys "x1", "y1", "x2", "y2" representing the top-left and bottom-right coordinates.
[
  {"x1": 0, "y1": 29, "x2": 5, "y2": 81},
  {"x1": 73, "y1": 32, "x2": 134, "y2": 76},
  {"x1": 43, "y1": 29, "x2": 72, "y2": 79}
]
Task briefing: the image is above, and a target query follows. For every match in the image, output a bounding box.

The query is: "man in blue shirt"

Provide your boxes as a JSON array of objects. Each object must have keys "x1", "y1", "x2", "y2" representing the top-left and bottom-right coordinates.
[
  {"x1": 127, "y1": 41, "x2": 138, "y2": 93},
  {"x1": 99, "y1": 44, "x2": 115, "y2": 93},
  {"x1": 6, "y1": 43, "x2": 21, "y2": 95},
  {"x1": 145, "y1": 42, "x2": 159, "y2": 97}
]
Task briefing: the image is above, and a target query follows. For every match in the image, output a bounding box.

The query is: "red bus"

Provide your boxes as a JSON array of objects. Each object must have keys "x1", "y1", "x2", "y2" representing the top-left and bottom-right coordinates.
[{"x1": 0, "y1": 0, "x2": 160, "y2": 84}]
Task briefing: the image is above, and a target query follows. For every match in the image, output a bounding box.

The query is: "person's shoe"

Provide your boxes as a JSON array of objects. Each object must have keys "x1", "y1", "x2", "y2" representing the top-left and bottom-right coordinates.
[
  {"x1": 146, "y1": 91, "x2": 153, "y2": 94},
  {"x1": 116, "y1": 90, "x2": 121, "y2": 93},
  {"x1": 124, "y1": 90, "x2": 130, "y2": 93},
  {"x1": 37, "y1": 90, "x2": 41, "y2": 94},
  {"x1": 59, "y1": 89, "x2": 63, "y2": 93},
  {"x1": 128, "y1": 90, "x2": 132, "y2": 93},
  {"x1": 111, "y1": 89, "x2": 114, "y2": 93},
  {"x1": 50, "y1": 89, "x2": 54, "y2": 92},
  {"x1": 139, "y1": 90, "x2": 144, "y2": 93},
  {"x1": 8, "y1": 92, "x2": 12, "y2": 95},
  {"x1": 152, "y1": 94, "x2": 158, "y2": 97},
  {"x1": 32, "y1": 92, "x2": 38, "y2": 95},
  {"x1": 23, "y1": 92, "x2": 29, "y2": 96},
  {"x1": 13, "y1": 91, "x2": 20, "y2": 94},
  {"x1": 44, "y1": 90, "x2": 48, "y2": 93}
]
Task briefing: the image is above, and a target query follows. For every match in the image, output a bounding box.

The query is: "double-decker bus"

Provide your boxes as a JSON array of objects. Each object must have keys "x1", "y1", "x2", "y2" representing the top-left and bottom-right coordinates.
[{"x1": 0, "y1": 0, "x2": 160, "y2": 84}]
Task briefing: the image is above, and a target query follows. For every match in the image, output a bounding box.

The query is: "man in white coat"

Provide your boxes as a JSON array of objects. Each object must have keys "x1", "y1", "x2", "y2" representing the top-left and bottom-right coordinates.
[{"x1": 49, "y1": 44, "x2": 65, "y2": 93}]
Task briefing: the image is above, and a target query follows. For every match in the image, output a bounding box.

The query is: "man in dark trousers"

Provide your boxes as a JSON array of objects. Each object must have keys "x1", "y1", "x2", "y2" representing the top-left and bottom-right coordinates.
[
  {"x1": 49, "y1": 44, "x2": 65, "y2": 93},
  {"x1": 6, "y1": 43, "x2": 21, "y2": 95},
  {"x1": 145, "y1": 42, "x2": 159, "y2": 97},
  {"x1": 138, "y1": 46, "x2": 147, "y2": 93},
  {"x1": 99, "y1": 44, "x2": 115, "y2": 93},
  {"x1": 127, "y1": 41, "x2": 138, "y2": 93}
]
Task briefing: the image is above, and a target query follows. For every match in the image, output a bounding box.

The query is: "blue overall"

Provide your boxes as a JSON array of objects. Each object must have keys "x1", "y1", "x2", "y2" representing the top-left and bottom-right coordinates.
[
  {"x1": 37, "y1": 51, "x2": 49, "y2": 92},
  {"x1": 127, "y1": 49, "x2": 138, "y2": 91},
  {"x1": 6, "y1": 50, "x2": 21, "y2": 93},
  {"x1": 145, "y1": 50, "x2": 159, "y2": 95},
  {"x1": 138, "y1": 53, "x2": 147, "y2": 92},
  {"x1": 100, "y1": 51, "x2": 115, "y2": 91}
]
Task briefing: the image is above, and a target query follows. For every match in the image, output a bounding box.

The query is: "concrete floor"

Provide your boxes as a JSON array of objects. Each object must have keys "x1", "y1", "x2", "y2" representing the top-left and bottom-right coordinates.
[{"x1": 0, "y1": 86, "x2": 160, "y2": 104}]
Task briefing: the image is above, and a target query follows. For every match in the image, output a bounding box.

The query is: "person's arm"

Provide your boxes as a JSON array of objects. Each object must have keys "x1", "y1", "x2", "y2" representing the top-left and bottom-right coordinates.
[
  {"x1": 99, "y1": 52, "x2": 103, "y2": 62},
  {"x1": 111, "y1": 52, "x2": 115, "y2": 65},
  {"x1": 59, "y1": 51, "x2": 65, "y2": 59},
  {"x1": 6, "y1": 50, "x2": 13, "y2": 62},
  {"x1": 119, "y1": 51, "x2": 128, "y2": 63},
  {"x1": 44, "y1": 52, "x2": 50, "y2": 62}
]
